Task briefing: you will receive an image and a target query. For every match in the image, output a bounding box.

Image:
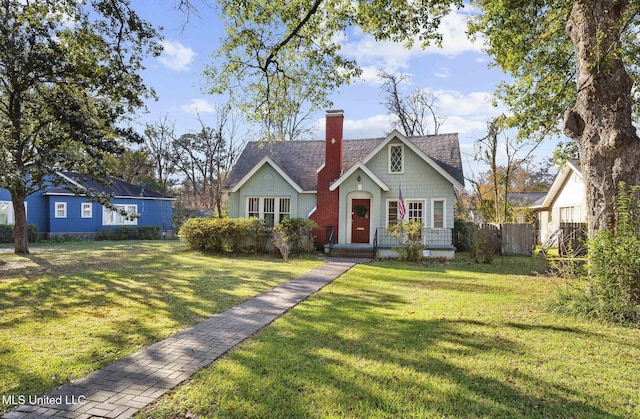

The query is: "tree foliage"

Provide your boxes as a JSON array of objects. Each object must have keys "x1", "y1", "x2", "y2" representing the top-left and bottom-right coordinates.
[
  {"x1": 201, "y1": 0, "x2": 640, "y2": 238},
  {"x1": 0, "y1": 0, "x2": 161, "y2": 253},
  {"x1": 204, "y1": 0, "x2": 461, "y2": 140},
  {"x1": 470, "y1": 0, "x2": 640, "y2": 237}
]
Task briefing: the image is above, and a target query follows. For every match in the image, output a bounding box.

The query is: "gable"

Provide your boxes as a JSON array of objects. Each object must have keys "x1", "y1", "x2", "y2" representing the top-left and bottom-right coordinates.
[
  {"x1": 226, "y1": 133, "x2": 464, "y2": 192},
  {"x1": 533, "y1": 160, "x2": 582, "y2": 209},
  {"x1": 357, "y1": 131, "x2": 465, "y2": 190},
  {"x1": 229, "y1": 158, "x2": 305, "y2": 193}
]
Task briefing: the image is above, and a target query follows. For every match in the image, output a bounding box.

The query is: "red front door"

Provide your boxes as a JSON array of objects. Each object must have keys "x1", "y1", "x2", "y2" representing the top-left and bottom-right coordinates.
[{"x1": 351, "y1": 199, "x2": 370, "y2": 243}]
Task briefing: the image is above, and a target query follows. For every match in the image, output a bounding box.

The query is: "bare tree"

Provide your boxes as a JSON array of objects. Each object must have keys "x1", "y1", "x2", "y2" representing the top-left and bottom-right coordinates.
[
  {"x1": 473, "y1": 115, "x2": 544, "y2": 223},
  {"x1": 378, "y1": 70, "x2": 445, "y2": 136},
  {"x1": 142, "y1": 116, "x2": 178, "y2": 188},
  {"x1": 171, "y1": 105, "x2": 242, "y2": 216}
]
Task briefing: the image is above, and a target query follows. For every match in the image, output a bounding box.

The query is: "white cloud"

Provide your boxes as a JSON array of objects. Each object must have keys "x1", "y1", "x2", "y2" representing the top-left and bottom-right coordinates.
[
  {"x1": 315, "y1": 114, "x2": 393, "y2": 139},
  {"x1": 181, "y1": 98, "x2": 215, "y2": 114},
  {"x1": 340, "y1": 7, "x2": 484, "y2": 73},
  {"x1": 433, "y1": 67, "x2": 450, "y2": 79},
  {"x1": 159, "y1": 40, "x2": 196, "y2": 71}
]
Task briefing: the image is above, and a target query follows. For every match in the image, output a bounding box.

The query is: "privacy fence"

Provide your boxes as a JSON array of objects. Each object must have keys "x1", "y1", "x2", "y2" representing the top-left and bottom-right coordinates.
[{"x1": 455, "y1": 222, "x2": 535, "y2": 256}]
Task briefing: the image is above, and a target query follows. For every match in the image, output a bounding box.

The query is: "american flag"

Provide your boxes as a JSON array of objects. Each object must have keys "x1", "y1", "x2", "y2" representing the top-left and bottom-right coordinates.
[{"x1": 398, "y1": 187, "x2": 406, "y2": 221}]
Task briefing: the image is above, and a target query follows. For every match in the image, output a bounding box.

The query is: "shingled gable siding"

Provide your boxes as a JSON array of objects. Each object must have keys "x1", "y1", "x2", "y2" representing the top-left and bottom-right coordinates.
[
  {"x1": 367, "y1": 138, "x2": 456, "y2": 230},
  {"x1": 233, "y1": 164, "x2": 311, "y2": 220}
]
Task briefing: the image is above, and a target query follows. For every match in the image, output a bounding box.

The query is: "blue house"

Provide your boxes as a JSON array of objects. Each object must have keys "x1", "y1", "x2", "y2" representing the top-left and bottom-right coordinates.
[{"x1": 0, "y1": 172, "x2": 175, "y2": 238}]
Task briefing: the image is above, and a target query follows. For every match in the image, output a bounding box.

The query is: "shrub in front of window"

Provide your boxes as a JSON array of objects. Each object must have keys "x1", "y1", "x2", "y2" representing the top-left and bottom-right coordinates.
[
  {"x1": 387, "y1": 220, "x2": 424, "y2": 261},
  {"x1": 179, "y1": 217, "x2": 268, "y2": 254},
  {"x1": 274, "y1": 218, "x2": 318, "y2": 254},
  {"x1": 271, "y1": 224, "x2": 290, "y2": 262}
]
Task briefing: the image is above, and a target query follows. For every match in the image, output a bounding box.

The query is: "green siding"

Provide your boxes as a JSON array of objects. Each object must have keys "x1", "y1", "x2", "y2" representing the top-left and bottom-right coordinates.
[
  {"x1": 335, "y1": 138, "x2": 456, "y2": 244},
  {"x1": 228, "y1": 163, "x2": 316, "y2": 220}
]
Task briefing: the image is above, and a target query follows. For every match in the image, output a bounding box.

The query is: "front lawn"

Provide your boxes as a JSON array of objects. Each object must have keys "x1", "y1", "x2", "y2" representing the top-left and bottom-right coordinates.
[
  {"x1": 0, "y1": 241, "x2": 322, "y2": 410},
  {"x1": 140, "y1": 256, "x2": 640, "y2": 418}
]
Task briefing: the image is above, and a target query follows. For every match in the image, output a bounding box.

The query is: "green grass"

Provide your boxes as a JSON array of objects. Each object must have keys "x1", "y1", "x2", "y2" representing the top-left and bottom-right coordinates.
[
  {"x1": 139, "y1": 255, "x2": 640, "y2": 419},
  {"x1": 0, "y1": 241, "x2": 322, "y2": 409}
]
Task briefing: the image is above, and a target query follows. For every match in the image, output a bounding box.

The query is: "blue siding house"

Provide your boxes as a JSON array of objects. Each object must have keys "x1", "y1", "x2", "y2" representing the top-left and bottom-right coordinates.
[{"x1": 0, "y1": 172, "x2": 174, "y2": 238}]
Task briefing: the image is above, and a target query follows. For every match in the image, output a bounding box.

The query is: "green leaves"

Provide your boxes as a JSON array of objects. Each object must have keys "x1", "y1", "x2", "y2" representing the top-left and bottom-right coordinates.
[
  {"x1": 0, "y1": 0, "x2": 161, "y2": 252},
  {"x1": 469, "y1": 0, "x2": 576, "y2": 141},
  {"x1": 0, "y1": 0, "x2": 160, "y2": 190},
  {"x1": 208, "y1": 0, "x2": 457, "y2": 140}
]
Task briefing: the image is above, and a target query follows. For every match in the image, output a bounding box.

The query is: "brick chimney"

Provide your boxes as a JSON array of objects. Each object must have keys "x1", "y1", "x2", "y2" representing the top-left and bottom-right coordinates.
[
  {"x1": 311, "y1": 110, "x2": 344, "y2": 246},
  {"x1": 324, "y1": 109, "x2": 344, "y2": 179}
]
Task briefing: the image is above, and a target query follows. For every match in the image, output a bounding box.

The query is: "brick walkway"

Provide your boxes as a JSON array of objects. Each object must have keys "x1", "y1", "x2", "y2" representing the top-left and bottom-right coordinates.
[{"x1": 2, "y1": 261, "x2": 356, "y2": 419}]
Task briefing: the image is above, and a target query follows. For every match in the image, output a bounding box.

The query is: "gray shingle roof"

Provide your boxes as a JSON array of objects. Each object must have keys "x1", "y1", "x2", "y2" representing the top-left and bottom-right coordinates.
[
  {"x1": 225, "y1": 133, "x2": 464, "y2": 191},
  {"x1": 44, "y1": 172, "x2": 174, "y2": 199}
]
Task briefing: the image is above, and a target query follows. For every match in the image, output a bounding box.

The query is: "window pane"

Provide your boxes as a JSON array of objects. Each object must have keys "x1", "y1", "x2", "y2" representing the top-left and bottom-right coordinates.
[
  {"x1": 433, "y1": 200, "x2": 444, "y2": 228},
  {"x1": 390, "y1": 145, "x2": 403, "y2": 173},
  {"x1": 279, "y1": 198, "x2": 290, "y2": 223},
  {"x1": 248, "y1": 197, "x2": 260, "y2": 218},
  {"x1": 408, "y1": 201, "x2": 423, "y2": 222},
  {"x1": 0, "y1": 202, "x2": 9, "y2": 224},
  {"x1": 82, "y1": 203, "x2": 92, "y2": 218},
  {"x1": 388, "y1": 201, "x2": 398, "y2": 225},
  {"x1": 264, "y1": 198, "x2": 275, "y2": 227},
  {"x1": 55, "y1": 203, "x2": 66, "y2": 218}
]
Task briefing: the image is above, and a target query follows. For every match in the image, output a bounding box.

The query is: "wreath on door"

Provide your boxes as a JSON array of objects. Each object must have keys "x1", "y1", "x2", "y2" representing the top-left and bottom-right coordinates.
[{"x1": 354, "y1": 204, "x2": 368, "y2": 217}]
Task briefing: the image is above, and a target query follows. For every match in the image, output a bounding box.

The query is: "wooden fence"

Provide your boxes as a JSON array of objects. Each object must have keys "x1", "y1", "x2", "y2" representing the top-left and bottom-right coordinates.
[
  {"x1": 559, "y1": 222, "x2": 587, "y2": 256},
  {"x1": 475, "y1": 223, "x2": 534, "y2": 256}
]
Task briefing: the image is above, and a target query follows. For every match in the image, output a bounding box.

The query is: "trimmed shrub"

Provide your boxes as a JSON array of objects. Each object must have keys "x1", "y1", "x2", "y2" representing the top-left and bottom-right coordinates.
[
  {"x1": 273, "y1": 218, "x2": 317, "y2": 254},
  {"x1": 0, "y1": 224, "x2": 39, "y2": 243},
  {"x1": 270, "y1": 218, "x2": 318, "y2": 260},
  {"x1": 97, "y1": 225, "x2": 161, "y2": 241},
  {"x1": 179, "y1": 217, "x2": 268, "y2": 254},
  {"x1": 0, "y1": 225, "x2": 12, "y2": 243}
]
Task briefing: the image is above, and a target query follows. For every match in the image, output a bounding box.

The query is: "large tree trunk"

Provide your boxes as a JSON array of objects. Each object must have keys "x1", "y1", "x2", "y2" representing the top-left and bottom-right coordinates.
[
  {"x1": 10, "y1": 187, "x2": 29, "y2": 254},
  {"x1": 564, "y1": 0, "x2": 640, "y2": 238}
]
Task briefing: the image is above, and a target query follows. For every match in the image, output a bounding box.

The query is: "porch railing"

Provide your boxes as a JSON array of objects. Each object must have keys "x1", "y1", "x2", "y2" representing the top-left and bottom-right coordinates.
[{"x1": 375, "y1": 227, "x2": 454, "y2": 248}]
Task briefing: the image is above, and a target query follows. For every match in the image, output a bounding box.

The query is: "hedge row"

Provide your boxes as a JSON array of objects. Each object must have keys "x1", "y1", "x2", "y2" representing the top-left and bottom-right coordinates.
[
  {"x1": 0, "y1": 224, "x2": 39, "y2": 243},
  {"x1": 97, "y1": 225, "x2": 162, "y2": 241},
  {"x1": 179, "y1": 217, "x2": 317, "y2": 255}
]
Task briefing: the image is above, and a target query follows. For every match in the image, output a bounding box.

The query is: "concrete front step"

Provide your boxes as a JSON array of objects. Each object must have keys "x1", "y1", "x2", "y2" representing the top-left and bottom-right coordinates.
[{"x1": 329, "y1": 245, "x2": 375, "y2": 259}]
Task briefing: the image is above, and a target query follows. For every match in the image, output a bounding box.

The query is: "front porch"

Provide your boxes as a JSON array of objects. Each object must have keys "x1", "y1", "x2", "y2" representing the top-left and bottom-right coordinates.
[{"x1": 325, "y1": 227, "x2": 456, "y2": 260}]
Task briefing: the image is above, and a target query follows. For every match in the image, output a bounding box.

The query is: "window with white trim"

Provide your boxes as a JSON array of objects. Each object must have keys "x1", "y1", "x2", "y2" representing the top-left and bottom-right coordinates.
[
  {"x1": 559, "y1": 206, "x2": 580, "y2": 222},
  {"x1": 432, "y1": 199, "x2": 445, "y2": 228},
  {"x1": 81, "y1": 203, "x2": 92, "y2": 218},
  {"x1": 387, "y1": 199, "x2": 424, "y2": 225},
  {"x1": 55, "y1": 202, "x2": 67, "y2": 218},
  {"x1": 102, "y1": 204, "x2": 138, "y2": 226},
  {"x1": 387, "y1": 200, "x2": 399, "y2": 225},
  {"x1": 0, "y1": 201, "x2": 12, "y2": 224},
  {"x1": 388, "y1": 144, "x2": 404, "y2": 173},
  {"x1": 246, "y1": 197, "x2": 291, "y2": 227},
  {"x1": 408, "y1": 201, "x2": 423, "y2": 222}
]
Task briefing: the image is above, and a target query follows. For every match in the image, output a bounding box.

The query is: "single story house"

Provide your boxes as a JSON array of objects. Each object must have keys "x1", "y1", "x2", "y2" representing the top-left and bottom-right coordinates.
[
  {"x1": 224, "y1": 110, "x2": 465, "y2": 258},
  {"x1": 0, "y1": 172, "x2": 175, "y2": 238},
  {"x1": 530, "y1": 159, "x2": 585, "y2": 244}
]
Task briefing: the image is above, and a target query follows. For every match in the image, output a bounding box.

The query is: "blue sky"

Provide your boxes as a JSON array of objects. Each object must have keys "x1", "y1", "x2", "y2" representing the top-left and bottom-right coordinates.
[{"x1": 132, "y1": 2, "x2": 555, "y2": 180}]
